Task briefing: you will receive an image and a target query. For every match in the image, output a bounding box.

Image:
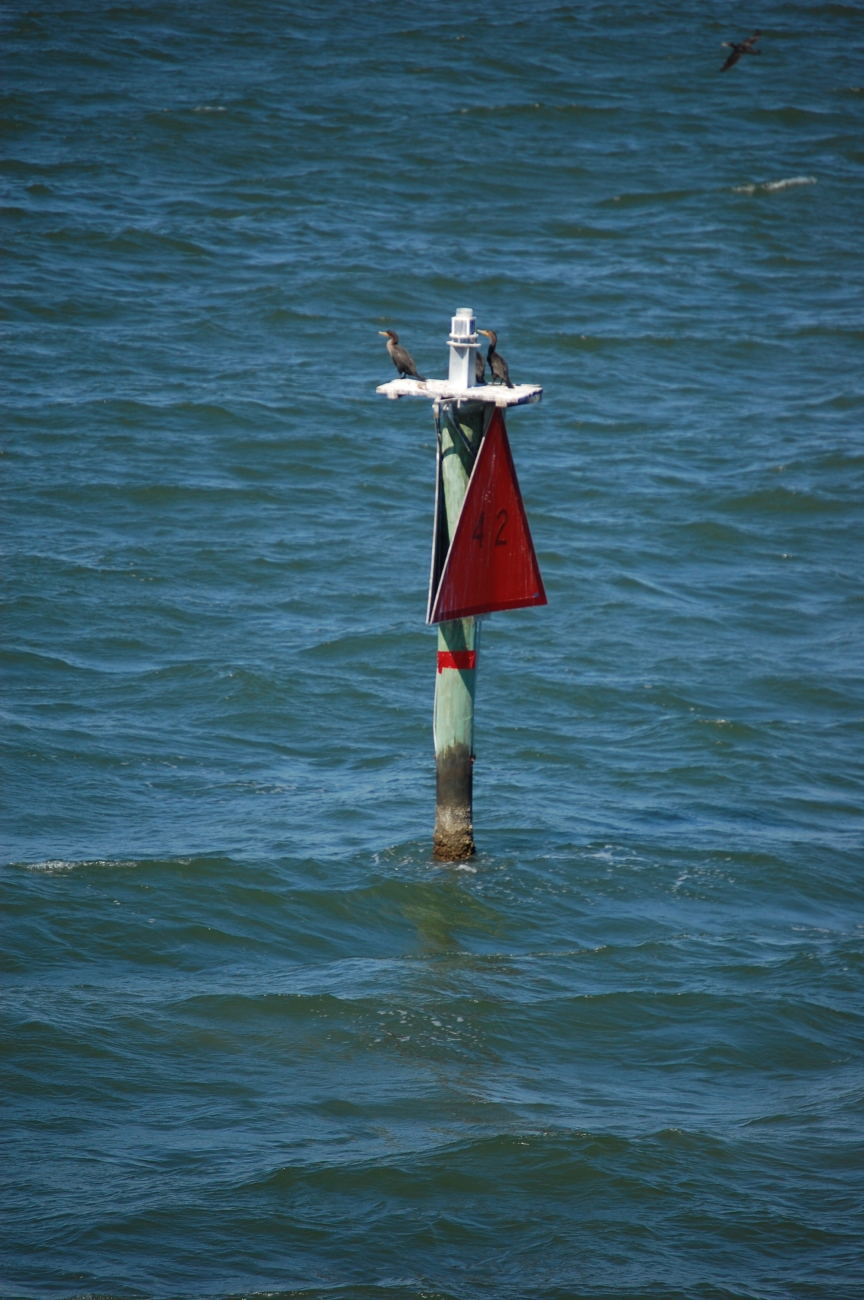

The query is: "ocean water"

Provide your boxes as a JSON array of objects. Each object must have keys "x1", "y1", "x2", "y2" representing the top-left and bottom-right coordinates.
[{"x1": 3, "y1": 1, "x2": 864, "y2": 1296}]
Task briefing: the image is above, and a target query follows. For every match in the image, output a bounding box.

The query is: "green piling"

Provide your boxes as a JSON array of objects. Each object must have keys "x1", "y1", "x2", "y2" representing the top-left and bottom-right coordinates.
[
  {"x1": 375, "y1": 304, "x2": 543, "y2": 862},
  {"x1": 433, "y1": 402, "x2": 485, "y2": 860}
]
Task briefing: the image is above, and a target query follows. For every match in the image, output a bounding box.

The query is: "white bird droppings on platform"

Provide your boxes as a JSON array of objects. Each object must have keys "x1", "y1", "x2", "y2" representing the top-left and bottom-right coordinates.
[{"x1": 376, "y1": 378, "x2": 542, "y2": 407}]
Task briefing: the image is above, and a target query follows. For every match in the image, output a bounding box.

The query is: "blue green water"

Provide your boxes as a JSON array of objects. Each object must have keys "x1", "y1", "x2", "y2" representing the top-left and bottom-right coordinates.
[{"x1": 3, "y1": 2, "x2": 864, "y2": 1296}]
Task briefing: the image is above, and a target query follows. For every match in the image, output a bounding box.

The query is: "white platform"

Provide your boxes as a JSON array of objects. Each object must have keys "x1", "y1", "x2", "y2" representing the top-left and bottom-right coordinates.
[{"x1": 376, "y1": 377, "x2": 542, "y2": 408}]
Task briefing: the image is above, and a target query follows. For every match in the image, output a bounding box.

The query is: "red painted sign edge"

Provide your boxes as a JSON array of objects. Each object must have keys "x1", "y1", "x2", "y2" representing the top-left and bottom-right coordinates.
[{"x1": 434, "y1": 594, "x2": 546, "y2": 623}]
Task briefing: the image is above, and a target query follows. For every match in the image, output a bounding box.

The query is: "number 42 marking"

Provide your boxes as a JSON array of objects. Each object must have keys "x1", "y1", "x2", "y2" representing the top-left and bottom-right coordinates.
[{"x1": 472, "y1": 509, "x2": 508, "y2": 547}]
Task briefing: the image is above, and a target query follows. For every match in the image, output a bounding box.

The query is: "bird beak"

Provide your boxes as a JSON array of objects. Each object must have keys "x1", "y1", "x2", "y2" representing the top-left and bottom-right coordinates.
[
  {"x1": 478, "y1": 330, "x2": 490, "y2": 338},
  {"x1": 378, "y1": 331, "x2": 389, "y2": 336}
]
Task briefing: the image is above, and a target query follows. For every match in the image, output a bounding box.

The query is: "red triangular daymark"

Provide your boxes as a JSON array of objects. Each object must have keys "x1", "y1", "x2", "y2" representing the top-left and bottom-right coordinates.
[{"x1": 429, "y1": 409, "x2": 547, "y2": 623}]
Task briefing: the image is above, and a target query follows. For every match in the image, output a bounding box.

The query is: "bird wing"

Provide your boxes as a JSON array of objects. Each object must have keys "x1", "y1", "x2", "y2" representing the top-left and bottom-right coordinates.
[
  {"x1": 743, "y1": 31, "x2": 762, "y2": 48},
  {"x1": 396, "y1": 346, "x2": 426, "y2": 381},
  {"x1": 720, "y1": 46, "x2": 742, "y2": 71}
]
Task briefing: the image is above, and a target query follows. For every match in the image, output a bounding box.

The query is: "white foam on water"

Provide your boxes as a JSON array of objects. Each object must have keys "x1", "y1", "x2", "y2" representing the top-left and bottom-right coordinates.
[
  {"x1": 25, "y1": 858, "x2": 135, "y2": 873},
  {"x1": 733, "y1": 176, "x2": 817, "y2": 195}
]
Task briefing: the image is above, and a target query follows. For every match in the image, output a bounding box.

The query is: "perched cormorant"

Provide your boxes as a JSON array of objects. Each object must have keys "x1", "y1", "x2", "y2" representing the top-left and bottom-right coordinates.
[
  {"x1": 478, "y1": 329, "x2": 514, "y2": 388},
  {"x1": 475, "y1": 349, "x2": 486, "y2": 385},
  {"x1": 720, "y1": 30, "x2": 761, "y2": 72},
  {"x1": 379, "y1": 330, "x2": 426, "y2": 381}
]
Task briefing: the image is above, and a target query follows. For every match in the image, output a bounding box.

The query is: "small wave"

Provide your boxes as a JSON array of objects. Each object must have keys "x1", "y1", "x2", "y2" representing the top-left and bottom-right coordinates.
[
  {"x1": 605, "y1": 189, "x2": 692, "y2": 206},
  {"x1": 459, "y1": 102, "x2": 542, "y2": 115},
  {"x1": 24, "y1": 858, "x2": 135, "y2": 873},
  {"x1": 193, "y1": 105, "x2": 226, "y2": 113},
  {"x1": 733, "y1": 176, "x2": 816, "y2": 195}
]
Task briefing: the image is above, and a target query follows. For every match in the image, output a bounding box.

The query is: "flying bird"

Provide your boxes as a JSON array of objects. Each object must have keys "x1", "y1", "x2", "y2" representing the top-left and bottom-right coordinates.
[
  {"x1": 720, "y1": 30, "x2": 762, "y2": 72},
  {"x1": 378, "y1": 330, "x2": 426, "y2": 382},
  {"x1": 478, "y1": 329, "x2": 514, "y2": 388}
]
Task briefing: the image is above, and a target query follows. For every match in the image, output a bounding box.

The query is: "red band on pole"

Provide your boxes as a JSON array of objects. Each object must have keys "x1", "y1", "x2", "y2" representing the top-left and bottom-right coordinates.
[{"x1": 437, "y1": 650, "x2": 477, "y2": 673}]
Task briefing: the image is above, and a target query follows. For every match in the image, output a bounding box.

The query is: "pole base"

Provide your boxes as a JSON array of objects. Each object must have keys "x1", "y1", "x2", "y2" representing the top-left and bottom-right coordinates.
[
  {"x1": 433, "y1": 811, "x2": 475, "y2": 861},
  {"x1": 434, "y1": 743, "x2": 475, "y2": 861}
]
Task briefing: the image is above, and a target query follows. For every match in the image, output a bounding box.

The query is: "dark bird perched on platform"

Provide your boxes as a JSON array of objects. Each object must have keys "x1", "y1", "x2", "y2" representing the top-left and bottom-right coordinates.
[
  {"x1": 475, "y1": 349, "x2": 486, "y2": 384},
  {"x1": 720, "y1": 30, "x2": 761, "y2": 71},
  {"x1": 478, "y1": 329, "x2": 514, "y2": 388},
  {"x1": 378, "y1": 330, "x2": 426, "y2": 381}
]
